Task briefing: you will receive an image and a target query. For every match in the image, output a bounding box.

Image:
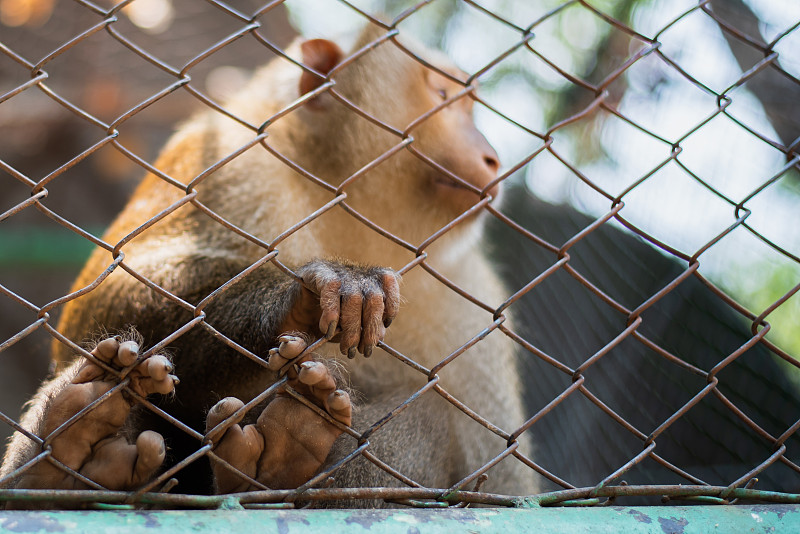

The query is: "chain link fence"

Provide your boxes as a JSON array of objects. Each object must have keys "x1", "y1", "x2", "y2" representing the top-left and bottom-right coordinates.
[{"x1": 1, "y1": 0, "x2": 799, "y2": 509}]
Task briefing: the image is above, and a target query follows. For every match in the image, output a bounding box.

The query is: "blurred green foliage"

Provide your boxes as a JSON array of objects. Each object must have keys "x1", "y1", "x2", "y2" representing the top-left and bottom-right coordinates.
[{"x1": 0, "y1": 229, "x2": 96, "y2": 267}]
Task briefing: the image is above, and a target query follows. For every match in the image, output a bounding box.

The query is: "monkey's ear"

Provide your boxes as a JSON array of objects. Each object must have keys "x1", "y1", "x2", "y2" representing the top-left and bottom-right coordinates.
[{"x1": 299, "y1": 39, "x2": 344, "y2": 107}]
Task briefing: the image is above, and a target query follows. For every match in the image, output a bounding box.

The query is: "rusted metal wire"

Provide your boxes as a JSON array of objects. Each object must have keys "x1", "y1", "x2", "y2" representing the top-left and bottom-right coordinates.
[{"x1": 0, "y1": 0, "x2": 798, "y2": 510}]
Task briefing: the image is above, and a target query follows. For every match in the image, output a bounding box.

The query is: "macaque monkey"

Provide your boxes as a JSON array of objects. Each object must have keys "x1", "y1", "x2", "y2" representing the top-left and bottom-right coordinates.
[{"x1": 1, "y1": 26, "x2": 535, "y2": 505}]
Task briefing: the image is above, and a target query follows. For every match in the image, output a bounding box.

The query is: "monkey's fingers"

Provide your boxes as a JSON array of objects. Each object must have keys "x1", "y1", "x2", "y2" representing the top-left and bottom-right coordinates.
[
  {"x1": 380, "y1": 271, "x2": 401, "y2": 328},
  {"x1": 338, "y1": 292, "x2": 363, "y2": 358},
  {"x1": 296, "y1": 262, "x2": 340, "y2": 337},
  {"x1": 340, "y1": 277, "x2": 394, "y2": 358},
  {"x1": 318, "y1": 280, "x2": 342, "y2": 339},
  {"x1": 358, "y1": 292, "x2": 386, "y2": 357},
  {"x1": 298, "y1": 261, "x2": 400, "y2": 358}
]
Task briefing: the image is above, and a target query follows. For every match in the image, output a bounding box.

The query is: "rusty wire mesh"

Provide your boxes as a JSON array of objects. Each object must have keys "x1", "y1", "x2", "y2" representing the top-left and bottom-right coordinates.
[{"x1": 1, "y1": 0, "x2": 799, "y2": 509}]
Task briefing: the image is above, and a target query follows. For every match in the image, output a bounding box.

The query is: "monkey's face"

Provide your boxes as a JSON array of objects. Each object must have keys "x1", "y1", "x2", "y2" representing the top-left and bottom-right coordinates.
[
  {"x1": 293, "y1": 35, "x2": 501, "y2": 245},
  {"x1": 413, "y1": 69, "x2": 501, "y2": 215},
  {"x1": 343, "y1": 62, "x2": 501, "y2": 244}
]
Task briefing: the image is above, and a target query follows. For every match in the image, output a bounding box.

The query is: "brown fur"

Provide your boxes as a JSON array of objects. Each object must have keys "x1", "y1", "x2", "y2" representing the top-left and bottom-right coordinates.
[{"x1": 3, "y1": 26, "x2": 537, "y2": 503}]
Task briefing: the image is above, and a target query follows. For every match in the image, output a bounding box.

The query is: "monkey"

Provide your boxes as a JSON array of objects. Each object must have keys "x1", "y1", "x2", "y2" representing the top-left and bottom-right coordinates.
[{"x1": 1, "y1": 26, "x2": 535, "y2": 506}]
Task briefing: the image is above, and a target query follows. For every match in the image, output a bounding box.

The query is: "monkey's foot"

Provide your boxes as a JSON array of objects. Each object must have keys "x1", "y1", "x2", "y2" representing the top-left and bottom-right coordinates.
[
  {"x1": 19, "y1": 337, "x2": 177, "y2": 491},
  {"x1": 283, "y1": 260, "x2": 401, "y2": 358},
  {"x1": 207, "y1": 335, "x2": 352, "y2": 493}
]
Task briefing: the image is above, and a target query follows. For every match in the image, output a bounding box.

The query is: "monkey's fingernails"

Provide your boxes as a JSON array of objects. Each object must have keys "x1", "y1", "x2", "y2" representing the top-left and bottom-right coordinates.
[
  {"x1": 383, "y1": 317, "x2": 393, "y2": 328},
  {"x1": 73, "y1": 363, "x2": 104, "y2": 384},
  {"x1": 141, "y1": 357, "x2": 167, "y2": 381},
  {"x1": 298, "y1": 361, "x2": 332, "y2": 388},
  {"x1": 93, "y1": 337, "x2": 120, "y2": 362},
  {"x1": 327, "y1": 390, "x2": 352, "y2": 425},
  {"x1": 347, "y1": 347, "x2": 357, "y2": 359},
  {"x1": 287, "y1": 363, "x2": 301, "y2": 380},
  {"x1": 152, "y1": 376, "x2": 176, "y2": 395},
  {"x1": 207, "y1": 397, "x2": 245, "y2": 431},
  {"x1": 117, "y1": 341, "x2": 140, "y2": 367},
  {"x1": 324, "y1": 320, "x2": 337, "y2": 340},
  {"x1": 279, "y1": 336, "x2": 307, "y2": 358},
  {"x1": 328, "y1": 390, "x2": 349, "y2": 411},
  {"x1": 363, "y1": 345, "x2": 373, "y2": 358},
  {"x1": 268, "y1": 348, "x2": 289, "y2": 371}
]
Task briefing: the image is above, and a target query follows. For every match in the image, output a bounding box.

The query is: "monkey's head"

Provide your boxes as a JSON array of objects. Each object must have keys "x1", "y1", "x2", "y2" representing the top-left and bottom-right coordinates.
[{"x1": 293, "y1": 28, "x2": 501, "y2": 247}]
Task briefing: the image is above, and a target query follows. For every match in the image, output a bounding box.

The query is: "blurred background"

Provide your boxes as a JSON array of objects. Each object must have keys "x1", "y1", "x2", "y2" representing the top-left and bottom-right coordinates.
[{"x1": 1, "y1": 0, "x2": 798, "y2": 495}]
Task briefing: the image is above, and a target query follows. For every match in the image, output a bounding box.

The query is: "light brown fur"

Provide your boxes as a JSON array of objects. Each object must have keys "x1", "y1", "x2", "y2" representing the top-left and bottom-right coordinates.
[{"x1": 5, "y1": 26, "x2": 537, "y2": 503}]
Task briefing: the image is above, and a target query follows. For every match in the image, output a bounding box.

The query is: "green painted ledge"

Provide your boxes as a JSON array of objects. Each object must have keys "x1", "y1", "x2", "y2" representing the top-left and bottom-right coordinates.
[{"x1": 2, "y1": 506, "x2": 799, "y2": 533}]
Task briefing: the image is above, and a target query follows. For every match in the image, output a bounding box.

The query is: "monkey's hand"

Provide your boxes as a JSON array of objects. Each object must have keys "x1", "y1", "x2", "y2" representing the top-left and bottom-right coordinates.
[
  {"x1": 206, "y1": 335, "x2": 351, "y2": 493},
  {"x1": 282, "y1": 260, "x2": 400, "y2": 358},
  {"x1": 15, "y1": 337, "x2": 177, "y2": 492}
]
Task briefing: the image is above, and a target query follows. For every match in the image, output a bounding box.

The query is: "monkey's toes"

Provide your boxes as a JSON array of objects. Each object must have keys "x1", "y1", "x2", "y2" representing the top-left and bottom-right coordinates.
[
  {"x1": 206, "y1": 397, "x2": 265, "y2": 494},
  {"x1": 297, "y1": 361, "x2": 335, "y2": 391},
  {"x1": 74, "y1": 337, "x2": 177, "y2": 400},
  {"x1": 267, "y1": 335, "x2": 309, "y2": 374},
  {"x1": 27, "y1": 334, "x2": 175, "y2": 492},
  {"x1": 130, "y1": 355, "x2": 178, "y2": 397},
  {"x1": 78, "y1": 430, "x2": 167, "y2": 490},
  {"x1": 73, "y1": 338, "x2": 135, "y2": 384},
  {"x1": 130, "y1": 430, "x2": 167, "y2": 485},
  {"x1": 93, "y1": 338, "x2": 137, "y2": 367},
  {"x1": 209, "y1": 360, "x2": 351, "y2": 493},
  {"x1": 326, "y1": 390, "x2": 352, "y2": 426},
  {"x1": 206, "y1": 397, "x2": 246, "y2": 432},
  {"x1": 292, "y1": 361, "x2": 351, "y2": 426}
]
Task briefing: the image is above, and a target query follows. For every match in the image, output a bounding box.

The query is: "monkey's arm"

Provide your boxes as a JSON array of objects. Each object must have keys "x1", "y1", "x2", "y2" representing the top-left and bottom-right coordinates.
[
  {"x1": 58, "y1": 255, "x2": 399, "y2": 369},
  {"x1": 177, "y1": 258, "x2": 400, "y2": 362}
]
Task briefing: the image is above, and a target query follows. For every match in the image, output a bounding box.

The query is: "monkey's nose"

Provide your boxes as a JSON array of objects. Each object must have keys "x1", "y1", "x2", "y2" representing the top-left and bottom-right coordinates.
[
  {"x1": 482, "y1": 148, "x2": 501, "y2": 199},
  {"x1": 483, "y1": 153, "x2": 499, "y2": 174}
]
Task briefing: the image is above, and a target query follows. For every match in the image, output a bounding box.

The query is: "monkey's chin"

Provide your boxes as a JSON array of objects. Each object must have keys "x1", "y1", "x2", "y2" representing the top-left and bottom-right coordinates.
[{"x1": 434, "y1": 178, "x2": 498, "y2": 218}]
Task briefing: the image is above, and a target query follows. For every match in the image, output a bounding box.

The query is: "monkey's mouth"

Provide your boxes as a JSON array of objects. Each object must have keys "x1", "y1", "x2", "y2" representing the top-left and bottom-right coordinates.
[
  {"x1": 432, "y1": 174, "x2": 500, "y2": 207},
  {"x1": 434, "y1": 175, "x2": 476, "y2": 192}
]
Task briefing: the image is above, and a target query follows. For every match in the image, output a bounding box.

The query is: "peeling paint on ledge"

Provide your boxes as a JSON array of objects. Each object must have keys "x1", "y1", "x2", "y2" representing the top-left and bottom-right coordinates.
[{"x1": 1, "y1": 505, "x2": 799, "y2": 534}]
